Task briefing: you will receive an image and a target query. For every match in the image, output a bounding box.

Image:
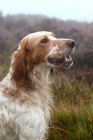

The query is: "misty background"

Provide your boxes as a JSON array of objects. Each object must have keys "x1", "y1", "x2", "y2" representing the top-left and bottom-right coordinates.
[{"x1": 0, "y1": 0, "x2": 93, "y2": 22}]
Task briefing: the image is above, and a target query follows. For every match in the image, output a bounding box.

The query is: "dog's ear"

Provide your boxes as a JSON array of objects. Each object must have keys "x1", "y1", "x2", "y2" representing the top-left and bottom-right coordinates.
[
  {"x1": 11, "y1": 38, "x2": 29, "y2": 87},
  {"x1": 12, "y1": 49, "x2": 26, "y2": 87},
  {"x1": 11, "y1": 36, "x2": 37, "y2": 87}
]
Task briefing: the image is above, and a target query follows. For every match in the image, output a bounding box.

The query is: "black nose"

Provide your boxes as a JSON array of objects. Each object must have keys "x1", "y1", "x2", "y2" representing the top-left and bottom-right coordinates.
[{"x1": 67, "y1": 40, "x2": 75, "y2": 48}]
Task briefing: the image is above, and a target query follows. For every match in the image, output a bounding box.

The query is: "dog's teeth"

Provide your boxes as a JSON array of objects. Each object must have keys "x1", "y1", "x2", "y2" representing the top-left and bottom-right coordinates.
[{"x1": 65, "y1": 57, "x2": 67, "y2": 60}]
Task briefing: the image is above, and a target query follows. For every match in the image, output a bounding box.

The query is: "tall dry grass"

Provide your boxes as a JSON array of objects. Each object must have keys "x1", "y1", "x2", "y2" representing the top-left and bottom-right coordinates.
[{"x1": 48, "y1": 71, "x2": 93, "y2": 140}]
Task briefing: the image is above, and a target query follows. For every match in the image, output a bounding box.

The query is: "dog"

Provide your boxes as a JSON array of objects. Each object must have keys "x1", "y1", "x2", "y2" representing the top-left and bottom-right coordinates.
[{"x1": 0, "y1": 31, "x2": 75, "y2": 140}]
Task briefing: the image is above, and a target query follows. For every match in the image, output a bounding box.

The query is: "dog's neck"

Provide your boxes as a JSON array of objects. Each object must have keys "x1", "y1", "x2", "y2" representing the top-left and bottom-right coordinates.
[
  {"x1": 34, "y1": 64, "x2": 51, "y2": 81},
  {"x1": 24, "y1": 64, "x2": 51, "y2": 90},
  {"x1": 2, "y1": 64, "x2": 51, "y2": 91}
]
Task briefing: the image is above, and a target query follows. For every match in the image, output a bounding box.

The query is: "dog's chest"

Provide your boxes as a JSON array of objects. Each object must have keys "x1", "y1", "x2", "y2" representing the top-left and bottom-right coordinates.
[{"x1": 0, "y1": 88, "x2": 52, "y2": 140}]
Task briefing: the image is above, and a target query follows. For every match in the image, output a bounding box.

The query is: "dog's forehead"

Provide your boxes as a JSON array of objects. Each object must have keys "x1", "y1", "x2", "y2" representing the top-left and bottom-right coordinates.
[{"x1": 28, "y1": 31, "x2": 55, "y2": 39}]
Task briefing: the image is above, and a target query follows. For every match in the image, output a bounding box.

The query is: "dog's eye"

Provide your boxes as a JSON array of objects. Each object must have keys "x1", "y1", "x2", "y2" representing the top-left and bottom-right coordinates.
[{"x1": 41, "y1": 39, "x2": 48, "y2": 43}]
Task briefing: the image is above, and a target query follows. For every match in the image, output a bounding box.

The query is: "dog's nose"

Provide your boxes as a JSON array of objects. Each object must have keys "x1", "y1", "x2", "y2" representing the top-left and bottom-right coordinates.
[{"x1": 67, "y1": 40, "x2": 75, "y2": 48}]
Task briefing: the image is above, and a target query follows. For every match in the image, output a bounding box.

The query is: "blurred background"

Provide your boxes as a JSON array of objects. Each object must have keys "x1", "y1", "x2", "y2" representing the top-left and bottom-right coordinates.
[{"x1": 0, "y1": 0, "x2": 93, "y2": 139}]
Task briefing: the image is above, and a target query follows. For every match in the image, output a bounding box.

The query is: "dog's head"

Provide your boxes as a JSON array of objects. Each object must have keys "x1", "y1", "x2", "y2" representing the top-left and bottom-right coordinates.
[{"x1": 12, "y1": 31, "x2": 75, "y2": 86}]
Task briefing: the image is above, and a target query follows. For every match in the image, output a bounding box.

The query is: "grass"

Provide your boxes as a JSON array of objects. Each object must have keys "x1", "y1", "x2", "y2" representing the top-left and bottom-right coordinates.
[
  {"x1": 49, "y1": 103, "x2": 93, "y2": 140},
  {"x1": 0, "y1": 51, "x2": 11, "y2": 80},
  {"x1": 48, "y1": 72, "x2": 93, "y2": 140}
]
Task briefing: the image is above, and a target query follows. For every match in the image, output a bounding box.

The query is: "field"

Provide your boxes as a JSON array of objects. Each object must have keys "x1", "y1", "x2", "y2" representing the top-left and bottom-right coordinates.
[{"x1": 48, "y1": 72, "x2": 93, "y2": 140}]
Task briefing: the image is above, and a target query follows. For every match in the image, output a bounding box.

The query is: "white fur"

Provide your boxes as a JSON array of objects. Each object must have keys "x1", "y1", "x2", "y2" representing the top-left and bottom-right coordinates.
[{"x1": 0, "y1": 65, "x2": 52, "y2": 140}]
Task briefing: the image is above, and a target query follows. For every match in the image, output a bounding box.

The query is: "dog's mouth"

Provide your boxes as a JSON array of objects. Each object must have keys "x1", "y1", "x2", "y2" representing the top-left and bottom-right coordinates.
[{"x1": 48, "y1": 55, "x2": 73, "y2": 67}]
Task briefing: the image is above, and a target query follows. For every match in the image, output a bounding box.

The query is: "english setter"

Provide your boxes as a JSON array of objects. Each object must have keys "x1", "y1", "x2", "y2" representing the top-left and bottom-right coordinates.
[{"x1": 0, "y1": 31, "x2": 75, "y2": 140}]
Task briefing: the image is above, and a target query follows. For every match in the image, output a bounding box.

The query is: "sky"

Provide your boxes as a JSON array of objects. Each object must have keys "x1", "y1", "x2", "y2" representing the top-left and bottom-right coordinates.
[{"x1": 0, "y1": 0, "x2": 93, "y2": 22}]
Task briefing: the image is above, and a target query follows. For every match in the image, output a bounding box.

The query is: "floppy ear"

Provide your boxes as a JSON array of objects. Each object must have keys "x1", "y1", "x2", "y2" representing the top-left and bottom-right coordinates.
[{"x1": 12, "y1": 49, "x2": 26, "y2": 87}]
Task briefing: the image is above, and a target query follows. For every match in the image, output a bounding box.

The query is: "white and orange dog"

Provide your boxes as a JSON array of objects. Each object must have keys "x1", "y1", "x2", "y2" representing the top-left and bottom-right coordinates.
[{"x1": 0, "y1": 31, "x2": 75, "y2": 140}]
